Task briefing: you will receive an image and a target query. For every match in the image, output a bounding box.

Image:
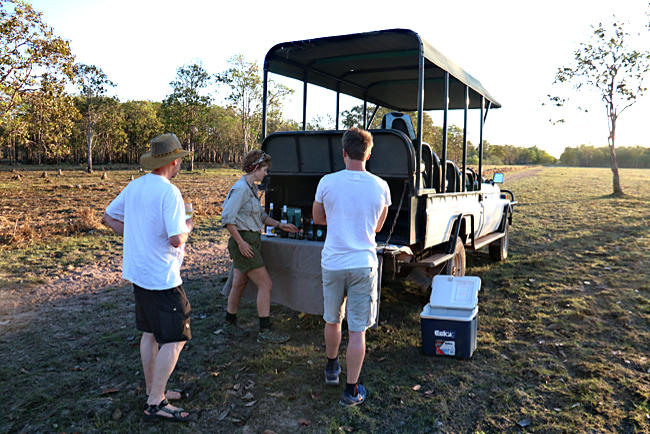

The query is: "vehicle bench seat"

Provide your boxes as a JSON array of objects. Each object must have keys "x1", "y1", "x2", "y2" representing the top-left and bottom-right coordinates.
[{"x1": 262, "y1": 130, "x2": 415, "y2": 179}]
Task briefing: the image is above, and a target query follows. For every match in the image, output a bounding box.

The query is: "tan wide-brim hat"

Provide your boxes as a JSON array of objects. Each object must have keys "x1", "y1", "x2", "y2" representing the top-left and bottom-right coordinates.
[{"x1": 140, "y1": 133, "x2": 192, "y2": 170}]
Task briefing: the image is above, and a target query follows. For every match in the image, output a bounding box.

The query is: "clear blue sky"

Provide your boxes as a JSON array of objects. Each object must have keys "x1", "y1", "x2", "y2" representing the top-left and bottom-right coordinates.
[{"x1": 30, "y1": 0, "x2": 650, "y2": 157}]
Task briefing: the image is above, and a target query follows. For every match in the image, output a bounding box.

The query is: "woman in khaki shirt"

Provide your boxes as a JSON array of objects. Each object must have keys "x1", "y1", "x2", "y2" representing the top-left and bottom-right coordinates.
[{"x1": 221, "y1": 149, "x2": 297, "y2": 343}]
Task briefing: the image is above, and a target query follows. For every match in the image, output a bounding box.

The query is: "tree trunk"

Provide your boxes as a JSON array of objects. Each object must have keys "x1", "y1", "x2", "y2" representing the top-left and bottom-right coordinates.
[
  {"x1": 186, "y1": 137, "x2": 194, "y2": 171},
  {"x1": 86, "y1": 127, "x2": 94, "y2": 173},
  {"x1": 608, "y1": 144, "x2": 623, "y2": 196},
  {"x1": 608, "y1": 116, "x2": 623, "y2": 197}
]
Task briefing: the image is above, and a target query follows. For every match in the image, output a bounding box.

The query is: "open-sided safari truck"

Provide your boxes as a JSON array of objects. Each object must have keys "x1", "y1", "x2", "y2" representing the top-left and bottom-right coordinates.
[{"x1": 226, "y1": 29, "x2": 515, "y2": 314}]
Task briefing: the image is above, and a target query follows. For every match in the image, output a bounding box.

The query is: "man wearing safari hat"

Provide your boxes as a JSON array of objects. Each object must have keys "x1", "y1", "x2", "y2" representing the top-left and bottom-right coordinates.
[{"x1": 102, "y1": 133, "x2": 194, "y2": 422}]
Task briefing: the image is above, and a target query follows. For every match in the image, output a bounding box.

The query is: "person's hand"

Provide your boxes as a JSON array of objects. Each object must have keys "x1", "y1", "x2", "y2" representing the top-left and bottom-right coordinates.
[
  {"x1": 279, "y1": 223, "x2": 298, "y2": 233},
  {"x1": 237, "y1": 240, "x2": 254, "y2": 258},
  {"x1": 185, "y1": 218, "x2": 194, "y2": 232}
]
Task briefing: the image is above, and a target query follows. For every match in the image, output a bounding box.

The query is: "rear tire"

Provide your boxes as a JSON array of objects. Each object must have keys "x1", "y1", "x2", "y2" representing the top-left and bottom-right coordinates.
[
  {"x1": 445, "y1": 237, "x2": 466, "y2": 276},
  {"x1": 489, "y1": 219, "x2": 509, "y2": 261}
]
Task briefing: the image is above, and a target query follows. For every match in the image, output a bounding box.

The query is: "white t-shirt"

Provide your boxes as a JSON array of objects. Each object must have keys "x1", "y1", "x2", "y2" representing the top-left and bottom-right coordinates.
[
  {"x1": 105, "y1": 173, "x2": 189, "y2": 290},
  {"x1": 315, "y1": 169, "x2": 391, "y2": 270}
]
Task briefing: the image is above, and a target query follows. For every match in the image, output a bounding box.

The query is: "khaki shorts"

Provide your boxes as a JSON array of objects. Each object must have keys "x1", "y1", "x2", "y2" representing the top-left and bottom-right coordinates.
[
  {"x1": 322, "y1": 267, "x2": 378, "y2": 332},
  {"x1": 227, "y1": 230, "x2": 265, "y2": 273}
]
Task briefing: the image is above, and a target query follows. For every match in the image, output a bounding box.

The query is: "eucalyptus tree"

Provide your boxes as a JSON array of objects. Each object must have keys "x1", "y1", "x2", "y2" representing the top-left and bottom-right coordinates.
[
  {"x1": 0, "y1": 0, "x2": 74, "y2": 163},
  {"x1": 549, "y1": 17, "x2": 650, "y2": 196},
  {"x1": 163, "y1": 63, "x2": 211, "y2": 171},
  {"x1": 217, "y1": 55, "x2": 294, "y2": 154},
  {"x1": 0, "y1": 0, "x2": 74, "y2": 124},
  {"x1": 74, "y1": 63, "x2": 116, "y2": 172},
  {"x1": 266, "y1": 79, "x2": 293, "y2": 134},
  {"x1": 216, "y1": 55, "x2": 261, "y2": 155}
]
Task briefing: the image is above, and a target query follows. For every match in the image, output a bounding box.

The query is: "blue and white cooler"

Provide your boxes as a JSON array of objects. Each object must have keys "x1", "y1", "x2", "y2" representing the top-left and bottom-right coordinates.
[{"x1": 420, "y1": 275, "x2": 481, "y2": 359}]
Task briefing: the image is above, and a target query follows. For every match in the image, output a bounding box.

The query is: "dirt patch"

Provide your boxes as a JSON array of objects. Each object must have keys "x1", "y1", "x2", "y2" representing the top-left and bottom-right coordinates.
[{"x1": 1, "y1": 234, "x2": 231, "y2": 321}]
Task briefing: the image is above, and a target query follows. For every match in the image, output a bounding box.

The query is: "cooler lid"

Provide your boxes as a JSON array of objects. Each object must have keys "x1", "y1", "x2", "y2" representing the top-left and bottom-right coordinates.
[
  {"x1": 420, "y1": 304, "x2": 478, "y2": 321},
  {"x1": 429, "y1": 275, "x2": 481, "y2": 310}
]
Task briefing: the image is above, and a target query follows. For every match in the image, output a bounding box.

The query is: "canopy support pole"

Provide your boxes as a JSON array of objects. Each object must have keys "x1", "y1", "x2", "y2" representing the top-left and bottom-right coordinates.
[
  {"x1": 441, "y1": 71, "x2": 449, "y2": 194},
  {"x1": 367, "y1": 105, "x2": 379, "y2": 129},
  {"x1": 462, "y1": 85, "x2": 468, "y2": 192},
  {"x1": 415, "y1": 47, "x2": 424, "y2": 193},
  {"x1": 261, "y1": 66, "x2": 268, "y2": 139},
  {"x1": 335, "y1": 88, "x2": 340, "y2": 130},
  {"x1": 363, "y1": 99, "x2": 367, "y2": 129},
  {"x1": 302, "y1": 74, "x2": 308, "y2": 131},
  {"x1": 479, "y1": 96, "x2": 484, "y2": 182}
]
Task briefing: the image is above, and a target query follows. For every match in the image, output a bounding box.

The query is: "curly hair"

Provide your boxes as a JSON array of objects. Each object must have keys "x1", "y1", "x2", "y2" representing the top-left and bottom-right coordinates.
[{"x1": 242, "y1": 149, "x2": 272, "y2": 173}]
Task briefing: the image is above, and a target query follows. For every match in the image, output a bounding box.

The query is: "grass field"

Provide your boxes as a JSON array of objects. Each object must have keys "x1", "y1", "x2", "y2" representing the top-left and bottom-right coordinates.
[{"x1": 0, "y1": 166, "x2": 648, "y2": 433}]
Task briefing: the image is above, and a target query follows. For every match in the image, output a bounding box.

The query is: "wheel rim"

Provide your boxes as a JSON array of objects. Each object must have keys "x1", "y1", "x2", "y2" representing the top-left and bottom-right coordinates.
[{"x1": 451, "y1": 252, "x2": 462, "y2": 275}]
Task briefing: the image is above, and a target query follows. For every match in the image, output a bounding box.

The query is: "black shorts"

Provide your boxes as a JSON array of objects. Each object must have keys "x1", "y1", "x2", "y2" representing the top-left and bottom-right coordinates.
[{"x1": 133, "y1": 284, "x2": 191, "y2": 344}]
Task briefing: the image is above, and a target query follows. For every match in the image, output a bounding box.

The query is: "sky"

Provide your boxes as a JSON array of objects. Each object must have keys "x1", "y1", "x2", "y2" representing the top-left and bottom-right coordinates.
[{"x1": 29, "y1": 0, "x2": 650, "y2": 158}]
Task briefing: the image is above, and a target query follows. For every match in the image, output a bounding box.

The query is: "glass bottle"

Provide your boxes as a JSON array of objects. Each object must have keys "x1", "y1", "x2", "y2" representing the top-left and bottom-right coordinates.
[
  {"x1": 306, "y1": 218, "x2": 314, "y2": 241},
  {"x1": 297, "y1": 216, "x2": 304, "y2": 240},
  {"x1": 266, "y1": 202, "x2": 275, "y2": 236},
  {"x1": 280, "y1": 205, "x2": 288, "y2": 238},
  {"x1": 288, "y1": 212, "x2": 296, "y2": 239}
]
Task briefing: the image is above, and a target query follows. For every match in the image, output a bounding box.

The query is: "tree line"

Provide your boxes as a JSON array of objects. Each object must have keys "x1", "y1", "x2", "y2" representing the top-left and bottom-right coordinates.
[{"x1": 560, "y1": 145, "x2": 650, "y2": 168}]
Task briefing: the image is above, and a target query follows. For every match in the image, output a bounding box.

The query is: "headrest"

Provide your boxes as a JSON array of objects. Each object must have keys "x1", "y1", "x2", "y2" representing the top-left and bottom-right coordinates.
[{"x1": 381, "y1": 112, "x2": 416, "y2": 141}]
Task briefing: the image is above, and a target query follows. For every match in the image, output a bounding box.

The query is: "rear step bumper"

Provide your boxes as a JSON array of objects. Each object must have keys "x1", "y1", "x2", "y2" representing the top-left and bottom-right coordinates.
[
  {"x1": 401, "y1": 252, "x2": 454, "y2": 269},
  {"x1": 473, "y1": 231, "x2": 505, "y2": 250}
]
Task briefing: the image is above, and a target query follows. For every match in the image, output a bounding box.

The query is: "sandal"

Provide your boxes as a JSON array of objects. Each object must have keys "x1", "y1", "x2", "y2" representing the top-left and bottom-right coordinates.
[{"x1": 143, "y1": 399, "x2": 190, "y2": 422}]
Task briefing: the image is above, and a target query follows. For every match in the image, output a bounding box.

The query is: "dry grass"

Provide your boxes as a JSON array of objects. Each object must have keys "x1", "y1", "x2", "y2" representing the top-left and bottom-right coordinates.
[{"x1": 0, "y1": 166, "x2": 237, "y2": 249}]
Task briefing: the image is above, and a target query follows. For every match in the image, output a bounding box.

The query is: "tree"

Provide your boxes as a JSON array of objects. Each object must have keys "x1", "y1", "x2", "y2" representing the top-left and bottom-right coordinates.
[
  {"x1": 266, "y1": 79, "x2": 293, "y2": 135},
  {"x1": 217, "y1": 55, "x2": 293, "y2": 153},
  {"x1": 549, "y1": 17, "x2": 650, "y2": 196},
  {"x1": 217, "y1": 55, "x2": 261, "y2": 155},
  {"x1": 163, "y1": 63, "x2": 211, "y2": 171},
  {"x1": 0, "y1": 0, "x2": 74, "y2": 124},
  {"x1": 74, "y1": 63, "x2": 115, "y2": 172}
]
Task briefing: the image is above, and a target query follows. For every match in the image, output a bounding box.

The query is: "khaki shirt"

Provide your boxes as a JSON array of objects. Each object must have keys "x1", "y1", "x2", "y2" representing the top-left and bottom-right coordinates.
[{"x1": 221, "y1": 176, "x2": 268, "y2": 232}]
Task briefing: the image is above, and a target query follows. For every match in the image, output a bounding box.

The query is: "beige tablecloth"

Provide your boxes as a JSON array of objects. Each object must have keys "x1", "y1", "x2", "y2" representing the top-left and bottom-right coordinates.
[
  {"x1": 222, "y1": 236, "x2": 383, "y2": 317},
  {"x1": 221, "y1": 236, "x2": 327, "y2": 315}
]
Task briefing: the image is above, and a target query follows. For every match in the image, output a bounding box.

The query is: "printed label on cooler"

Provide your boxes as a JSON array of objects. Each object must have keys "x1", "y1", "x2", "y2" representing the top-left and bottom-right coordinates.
[{"x1": 435, "y1": 340, "x2": 456, "y2": 356}]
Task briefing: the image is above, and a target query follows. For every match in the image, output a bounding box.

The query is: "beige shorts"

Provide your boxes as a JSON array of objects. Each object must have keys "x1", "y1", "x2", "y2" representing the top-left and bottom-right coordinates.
[{"x1": 322, "y1": 267, "x2": 378, "y2": 332}]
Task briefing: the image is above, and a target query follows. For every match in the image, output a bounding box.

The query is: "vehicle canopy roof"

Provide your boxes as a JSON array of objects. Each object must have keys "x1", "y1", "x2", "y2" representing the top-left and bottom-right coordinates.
[{"x1": 265, "y1": 28, "x2": 501, "y2": 112}]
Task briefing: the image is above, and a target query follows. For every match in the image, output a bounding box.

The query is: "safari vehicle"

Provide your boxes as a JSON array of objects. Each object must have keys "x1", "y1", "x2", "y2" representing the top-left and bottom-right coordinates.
[{"x1": 258, "y1": 28, "x2": 515, "y2": 281}]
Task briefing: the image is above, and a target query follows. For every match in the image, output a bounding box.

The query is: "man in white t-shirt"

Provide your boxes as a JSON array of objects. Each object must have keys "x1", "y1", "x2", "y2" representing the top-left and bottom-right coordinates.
[
  {"x1": 312, "y1": 128, "x2": 391, "y2": 407},
  {"x1": 102, "y1": 133, "x2": 194, "y2": 422}
]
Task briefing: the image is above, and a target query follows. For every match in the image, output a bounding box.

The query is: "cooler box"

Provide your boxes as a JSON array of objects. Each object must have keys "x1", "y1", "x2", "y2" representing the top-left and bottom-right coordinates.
[
  {"x1": 420, "y1": 305, "x2": 478, "y2": 358},
  {"x1": 420, "y1": 275, "x2": 481, "y2": 359}
]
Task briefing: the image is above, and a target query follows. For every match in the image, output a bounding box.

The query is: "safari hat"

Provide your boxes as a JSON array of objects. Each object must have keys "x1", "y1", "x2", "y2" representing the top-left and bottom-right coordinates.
[{"x1": 140, "y1": 133, "x2": 192, "y2": 170}]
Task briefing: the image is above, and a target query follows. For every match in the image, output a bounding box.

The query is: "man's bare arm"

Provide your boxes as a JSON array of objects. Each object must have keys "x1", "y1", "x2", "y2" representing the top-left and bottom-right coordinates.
[
  {"x1": 102, "y1": 212, "x2": 124, "y2": 236},
  {"x1": 169, "y1": 219, "x2": 193, "y2": 248},
  {"x1": 376, "y1": 205, "x2": 389, "y2": 233},
  {"x1": 312, "y1": 201, "x2": 326, "y2": 225}
]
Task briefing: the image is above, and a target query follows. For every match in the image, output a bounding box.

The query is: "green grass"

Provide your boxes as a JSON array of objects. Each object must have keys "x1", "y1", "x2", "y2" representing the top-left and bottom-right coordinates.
[{"x1": 0, "y1": 166, "x2": 648, "y2": 432}]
